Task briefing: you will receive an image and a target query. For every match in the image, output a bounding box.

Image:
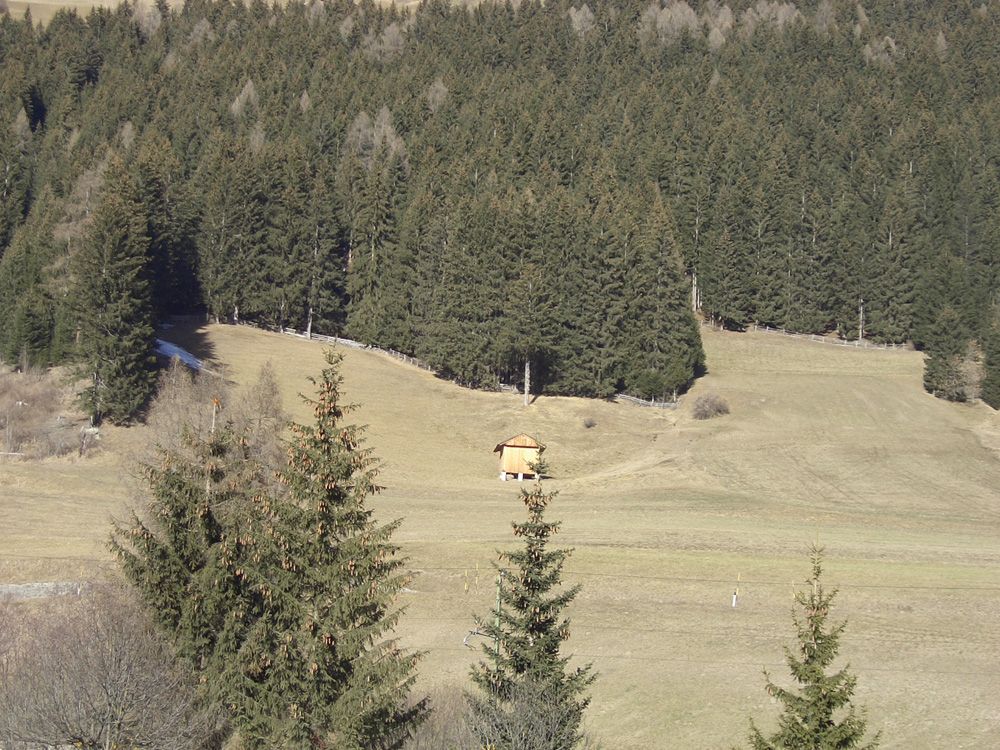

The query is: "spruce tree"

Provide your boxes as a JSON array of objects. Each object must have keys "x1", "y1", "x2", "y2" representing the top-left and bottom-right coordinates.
[
  {"x1": 133, "y1": 133, "x2": 199, "y2": 319},
  {"x1": 115, "y1": 352, "x2": 425, "y2": 750},
  {"x1": 922, "y1": 307, "x2": 968, "y2": 402},
  {"x1": 867, "y1": 169, "x2": 923, "y2": 344},
  {"x1": 500, "y1": 261, "x2": 555, "y2": 405},
  {"x1": 621, "y1": 189, "x2": 704, "y2": 401},
  {"x1": 0, "y1": 108, "x2": 32, "y2": 254},
  {"x1": 980, "y1": 317, "x2": 1000, "y2": 410},
  {"x1": 0, "y1": 186, "x2": 61, "y2": 364},
  {"x1": 113, "y1": 415, "x2": 261, "y2": 677},
  {"x1": 746, "y1": 546, "x2": 879, "y2": 750},
  {"x1": 223, "y1": 350, "x2": 425, "y2": 749},
  {"x1": 72, "y1": 157, "x2": 156, "y2": 425},
  {"x1": 469, "y1": 479, "x2": 594, "y2": 750},
  {"x1": 702, "y1": 171, "x2": 755, "y2": 331}
]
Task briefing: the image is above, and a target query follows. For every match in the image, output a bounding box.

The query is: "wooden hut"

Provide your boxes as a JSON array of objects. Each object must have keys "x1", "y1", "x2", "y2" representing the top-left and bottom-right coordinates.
[{"x1": 494, "y1": 433, "x2": 544, "y2": 481}]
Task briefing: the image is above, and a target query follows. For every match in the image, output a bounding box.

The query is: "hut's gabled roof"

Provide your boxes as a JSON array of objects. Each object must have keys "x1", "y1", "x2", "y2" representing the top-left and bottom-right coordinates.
[{"x1": 493, "y1": 433, "x2": 544, "y2": 453}]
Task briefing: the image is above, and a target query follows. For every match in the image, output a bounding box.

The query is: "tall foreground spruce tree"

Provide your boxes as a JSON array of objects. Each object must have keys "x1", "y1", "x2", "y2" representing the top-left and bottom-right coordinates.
[
  {"x1": 747, "y1": 547, "x2": 879, "y2": 750},
  {"x1": 114, "y1": 352, "x2": 424, "y2": 749},
  {"x1": 469, "y1": 479, "x2": 594, "y2": 750},
  {"x1": 72, "y1": 157, "x2": 156, "y2": 425}
]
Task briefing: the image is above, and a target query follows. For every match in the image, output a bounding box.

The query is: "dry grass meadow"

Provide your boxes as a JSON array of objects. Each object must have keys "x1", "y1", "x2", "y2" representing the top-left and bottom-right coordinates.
[
  {"x1": 3, "y1": 0, "x2": 422, "y2": 26},
  {"x1": 2, "y1": 321, "x2": 999, "y2": 748},
  {"x1": 5, "y1": 0, "x2": 115, "y2": 25}
]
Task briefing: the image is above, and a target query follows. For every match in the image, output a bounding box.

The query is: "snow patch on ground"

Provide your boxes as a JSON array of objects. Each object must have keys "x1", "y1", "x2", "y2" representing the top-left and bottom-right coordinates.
[{"x1": 155, "y1": 339, "x2": 205, "y2": 370}]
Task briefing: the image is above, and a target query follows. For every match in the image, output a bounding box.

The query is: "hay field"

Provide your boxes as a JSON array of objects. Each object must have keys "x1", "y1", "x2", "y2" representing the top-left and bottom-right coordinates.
[
  {"x1": 2, "y1": 322, "x2": 999, "y2": 748},
  {"x1": 5, "y1": 0, "x2": 116, "y2": 25},
  {"x1": 3, "y1": 0, "x2": 420, "y2": 26}
]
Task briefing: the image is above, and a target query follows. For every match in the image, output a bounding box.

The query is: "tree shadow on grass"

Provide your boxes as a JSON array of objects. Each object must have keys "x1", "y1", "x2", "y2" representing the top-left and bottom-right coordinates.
[{"x1": 156, "y1": 315, "x2": 217, "y2": 368}]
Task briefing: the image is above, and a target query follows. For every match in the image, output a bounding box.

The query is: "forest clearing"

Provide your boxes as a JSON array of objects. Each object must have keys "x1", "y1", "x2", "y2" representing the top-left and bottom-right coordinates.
[
  {"x1": 4, "y1": 0, "x2": 415, "y2": 26},
  {"x1": 5, "y1": 0, "x2": 114, "y2": 26},
  {"x1": 2, "y1": 321, "x2": 998, "y2": 748}
]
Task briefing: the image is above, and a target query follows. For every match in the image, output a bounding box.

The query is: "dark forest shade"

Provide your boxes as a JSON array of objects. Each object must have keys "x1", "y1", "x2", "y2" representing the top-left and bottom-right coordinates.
[
  {"x1": 71, "y1": 158, "x2": 157, "y2": 424},
  {"x1": 1, "y1": 1, "x2": 1000, "y2": 404}
]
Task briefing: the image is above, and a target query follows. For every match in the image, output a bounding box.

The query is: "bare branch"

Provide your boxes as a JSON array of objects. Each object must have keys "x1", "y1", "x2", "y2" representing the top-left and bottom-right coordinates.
[{"x1": 0, "y1": 585, "x2": 216, "y2": 749}]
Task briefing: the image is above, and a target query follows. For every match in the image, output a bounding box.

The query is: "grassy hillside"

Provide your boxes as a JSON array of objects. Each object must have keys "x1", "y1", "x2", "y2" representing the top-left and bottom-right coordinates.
[
  {"x1": 3, "y1": 0, "x2": 417, "y2": 26},
  {"x1": 6, "y1": 0, "x2": 114, "y2": 25},
  {"x1": 2, "y1": 322, "x2": 998, "y2": 748}
]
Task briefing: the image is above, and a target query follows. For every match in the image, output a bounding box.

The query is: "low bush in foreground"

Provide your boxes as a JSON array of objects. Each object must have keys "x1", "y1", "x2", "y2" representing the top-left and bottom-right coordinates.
[{"x1": 0, "y1": 585, "x2": 215, "y2": 749}]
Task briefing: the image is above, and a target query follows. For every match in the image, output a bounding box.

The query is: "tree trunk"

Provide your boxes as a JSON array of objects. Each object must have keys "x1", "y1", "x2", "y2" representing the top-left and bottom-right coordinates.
[
  {"x1": 524, "y1": 358, "x2": 531, "y2": 407},
  {"x1": 307, "y1": 225, "x2": 318, "y2": 340}
]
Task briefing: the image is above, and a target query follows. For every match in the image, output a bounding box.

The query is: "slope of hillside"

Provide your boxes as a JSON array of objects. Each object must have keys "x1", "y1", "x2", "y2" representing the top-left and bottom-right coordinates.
[{"x1": 2, "y1": 322, "x2": 998, "y2": 748}]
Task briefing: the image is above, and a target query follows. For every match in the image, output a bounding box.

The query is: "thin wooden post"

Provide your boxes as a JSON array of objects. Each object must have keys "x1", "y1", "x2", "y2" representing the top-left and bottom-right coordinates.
[{"x1": 494, "y1": 574, "x2": 503, "y2": 655}]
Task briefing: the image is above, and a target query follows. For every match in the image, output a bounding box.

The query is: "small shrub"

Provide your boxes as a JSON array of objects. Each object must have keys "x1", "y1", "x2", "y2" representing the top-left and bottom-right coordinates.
[
  {"x1": 0, "y1": 585, "x2": 214, "y2": 749},
  {"x1": 0, "y1": 367, "x2": 80, "y2": 459},
  {"x1": 403, "y1": 685, "x2": 475, "y2": 749},
  {"x1": 692, "y1": 393, "x2": 729, "y2": 420},
  {"x1": 583, "y1": 417, "x2": 597, "y2": 429}
]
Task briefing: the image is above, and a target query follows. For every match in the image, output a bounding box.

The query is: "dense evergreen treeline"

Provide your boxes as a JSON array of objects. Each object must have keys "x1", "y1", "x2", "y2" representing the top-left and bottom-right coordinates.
[{"x1": 2, "y1": 0, "x2": 1000, "y2": 410}]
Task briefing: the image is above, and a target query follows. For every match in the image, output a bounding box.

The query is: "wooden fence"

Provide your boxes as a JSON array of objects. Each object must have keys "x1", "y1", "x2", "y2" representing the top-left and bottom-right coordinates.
[
  {"x1": 701, "y1": 320, "x2": 910, "y2": 351},
  {"x1": 236, "y1": 322, "x2": 439, "y2": 373},
  {"x1": 217, "y1": 321, "x2": 681, "y2": 408},
  {"x1": 613, "y1": 393, "x2": 679, "y2": 409}
]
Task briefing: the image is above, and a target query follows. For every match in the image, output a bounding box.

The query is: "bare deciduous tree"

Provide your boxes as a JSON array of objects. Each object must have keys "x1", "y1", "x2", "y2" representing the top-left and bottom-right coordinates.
[
  {"x1": 404, "y1": 682, "x2": 602, "y2": 750},
  {"x1": 338, "y1": 12, "x2": 355, "y2": 39},
  {"x1": 640, "y1": 1, "x2": 700, "y2": 44},
  {"x1": 52, "y1": 152, "x2": 110, "y2": 242},
  {"x1": 404, "y1": 686, "x2": 477, "y2": 750},
  {"x1": 187, "y1": 18, "x2": 215, "y2": 47},
  {"x1": 0, "y1": 366, "x2": 78, "y2": 459},
  {"x1": 708, "y1": 25, "x2": 726, "y2": 50},
  {"x1": 346, "y1": 107, "x2": 409, "y2": 171},
  {"x1": 741, "y1": 1, "x2": 801, "y2": 39},
  {"x1": 10, "y1": 108, "x2": 29, "y2": 140},
  {"x1": 230, "y1": 79, "x2": 258, "y2": 118},
  {"x1": 307, "y1": 0, "x2": 325, "y2": 26},
  {"x1": 0, "y1": 585, "x2": 217, "y2": 750},
  {"x1": 862, "y1": 35, "x2": 897, "y2": 65},
  {"x1": 467, "y1": 680, "x2": 599, "y2": 750},
  {"x1": 702, "y1": 0, "x2": 734, "y2": 34},
  {"x1": 934, "y1": 30, "x2": 948, "y2": 58},
  {"x1": 814, "y1": 0, "x2": 836, "y2": 35},
  {"x1": 363, "y1": 21, "x2": 406, "y2": 60},
  {"x1": 139, "y1": 358, "x2": 286, "y2": 472},
  {"x1": 119, "y1": 120, "x2": 136, "y2": 151},
  {"x1": 249, "y1": 122, "x2": 265, "y2": 154},
  {"x1": 133, "y1": 1, "x2": 162, "y2": 40},
  {"x1": 426, "y1": 77, "x2": 448, "y2": 113},
  {"x1": 692, "y1": 392, "x2": 730, "y2": 420},
  {"x1": 568, "y1": 5, "x2": 595, "y2": 37}
]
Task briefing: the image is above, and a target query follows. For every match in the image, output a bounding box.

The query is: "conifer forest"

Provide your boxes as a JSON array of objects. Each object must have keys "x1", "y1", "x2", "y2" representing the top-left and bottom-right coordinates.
[{"x1": 2, "y1": 0, "x2": 1000, "y2": 414}]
